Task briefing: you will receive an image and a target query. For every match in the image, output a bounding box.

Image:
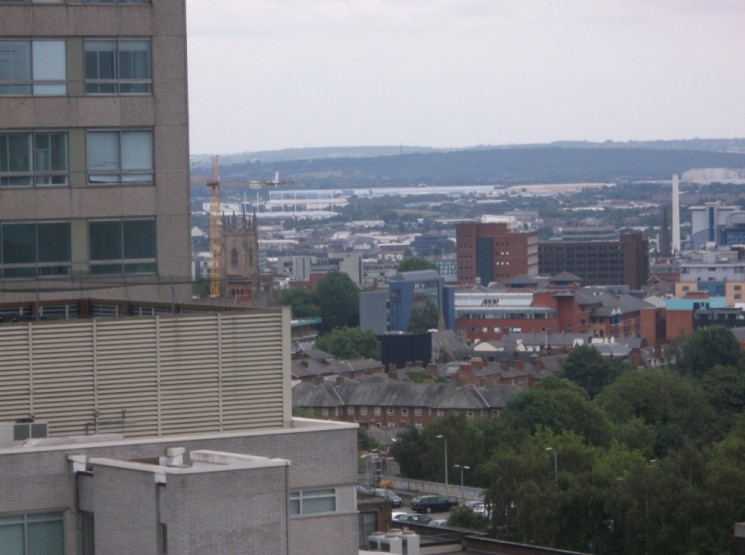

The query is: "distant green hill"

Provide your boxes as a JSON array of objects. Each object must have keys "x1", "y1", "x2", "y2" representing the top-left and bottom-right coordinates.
[{"x1": 191, "y1": 140, "x2": 745, "y2": 191}]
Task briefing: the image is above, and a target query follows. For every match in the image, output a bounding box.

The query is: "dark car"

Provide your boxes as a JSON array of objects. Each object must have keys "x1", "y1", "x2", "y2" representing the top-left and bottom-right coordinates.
[
  {"x1": 373, "y1": 488, "x2": 402, "y2": 508},
  {"x1": 410, "y1": 495, "x2": 458, "y2": 513}
]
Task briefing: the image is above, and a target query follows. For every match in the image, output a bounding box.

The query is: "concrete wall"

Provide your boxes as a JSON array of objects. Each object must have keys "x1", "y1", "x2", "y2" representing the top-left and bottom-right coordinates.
[{"x1": 0, "y1": 421, "x2": 358, "y2": 555}]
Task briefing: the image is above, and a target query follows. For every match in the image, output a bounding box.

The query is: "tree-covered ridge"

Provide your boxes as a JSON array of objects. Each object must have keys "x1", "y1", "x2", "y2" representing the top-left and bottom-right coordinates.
[
  {"x1": 192, "y1": 145, "x2": 745, "y2": 189},
  {"x1": 391, "y1": 327, "x2": 745, "y2": 554}
]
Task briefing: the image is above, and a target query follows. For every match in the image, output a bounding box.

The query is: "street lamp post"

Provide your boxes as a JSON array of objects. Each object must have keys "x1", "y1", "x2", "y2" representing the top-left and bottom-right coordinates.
[
  {"x1": 454, "y1": 464, "x2": 470, "y2": 501},
  {"x1": 546, "y1": 447, "x2": 558, "y2": 490},
  {"x1": 436, "y1": 434, "x2": 448, "y2": 497}
]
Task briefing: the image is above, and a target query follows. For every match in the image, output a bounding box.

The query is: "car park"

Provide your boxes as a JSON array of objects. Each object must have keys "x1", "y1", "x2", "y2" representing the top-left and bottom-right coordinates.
[{"x1": 410, "y1": 495, "x2": 458, "y2": 513}]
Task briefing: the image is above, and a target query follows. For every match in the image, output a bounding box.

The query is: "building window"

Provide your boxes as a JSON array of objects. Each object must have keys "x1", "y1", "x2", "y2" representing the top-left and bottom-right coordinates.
[
  {"x1": 467, "y1": 410, "x2": 475, "y2": 419},
  {"x1": 320, "y1": 408, "x2": 329, "y2": 417},
  {"x1": 89, "y1": 218, "x2": 156, "y2": 275},
  {"x1": 386, "y1": 408, "x2": 395, "y2": 416},
  {"x1": 289, "y1": 489, "x2": 336, "y2": 516},
  {"x1": 436, "y1": 409, "x2": 444, "y2": 417},
  {"x1": 1, "y1": 222, "x2": 71, "y2": 278},
  {"x1": 81, "y1": 512, "x2": 94, "y2": 555},
  {"x1": 0, "y1": 511, "x2": 64, "y2": 555},
  {"x1": 374, "y1": 407, "x2": 381, "y2": 416},
  {"x1": 86, "y1": 129, "x2": 153, "y2": 184},
  {"x1": 415, "y1": 423, "x2": 423, "y2": 429},
  {"x1": 346, "y1": 407, "x2": 354, "y2": 416},
  {"x1": 360, "y1": 407, "x2": 368, "y2": 416},
  {"x1": 414, "y1": 408, "x2": 422, "y2": 416},
  {"x1": 0, "y1": 132, "x2": 68, "y2": 187},
  {"x1": 85, "y1": 38, "x2": 152, "y2": 94},
  {"x1": 401, "y1": 408, "x2": 408, "y2": 416},
  {"x1": 0, "y1": 39, "x2": 66, "y2": 95}
]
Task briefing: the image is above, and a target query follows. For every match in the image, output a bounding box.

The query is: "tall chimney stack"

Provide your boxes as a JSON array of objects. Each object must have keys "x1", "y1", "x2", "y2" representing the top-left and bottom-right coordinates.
[{"x1": 672, "y1": 174, "x2": 681, "y2": 254}]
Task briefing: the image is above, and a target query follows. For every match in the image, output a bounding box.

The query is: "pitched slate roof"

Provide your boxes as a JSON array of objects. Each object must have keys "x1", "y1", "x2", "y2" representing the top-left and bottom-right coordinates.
[{"x1": 291, "y1": 381, "x2": 522, "y2": 411}]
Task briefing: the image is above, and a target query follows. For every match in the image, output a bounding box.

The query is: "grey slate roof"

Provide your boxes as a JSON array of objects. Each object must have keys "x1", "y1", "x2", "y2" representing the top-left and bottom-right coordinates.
[
  {"x1": 394, "y1": 270, "x2": 441, "y2": 281},
  {"x1": 292, "y1": 381, "x2": 523, "y2": 411}
]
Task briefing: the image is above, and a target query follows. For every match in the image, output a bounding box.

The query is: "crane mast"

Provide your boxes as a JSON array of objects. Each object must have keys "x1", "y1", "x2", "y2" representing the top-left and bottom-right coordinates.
[{"x1": 193, "y1": 155, "x2": 294, "y2": 298}]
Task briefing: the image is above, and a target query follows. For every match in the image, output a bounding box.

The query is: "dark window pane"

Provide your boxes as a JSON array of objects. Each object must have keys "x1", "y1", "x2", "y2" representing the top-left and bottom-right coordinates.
[
  {"x1": 38, "y1": 222, "x2": 70, "y2": 263},
  {"x1": 89, "y1": 220, "x2": 122, "y2": 260},
  {"x1": 123, "y1": 219, "x2": 155, "y2": 258},
  {"x1": 2, "y1": 223, "x2": 36, "y2": 264}
]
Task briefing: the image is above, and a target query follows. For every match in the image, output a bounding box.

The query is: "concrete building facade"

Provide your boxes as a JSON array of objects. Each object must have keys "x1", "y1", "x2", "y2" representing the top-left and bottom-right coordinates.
[
  {"x1": 0, "y1": 306, "x2": 359, "y2": 555},
  {"x1": 0, "y1": 0, "x2": 191, "y2": 304}
]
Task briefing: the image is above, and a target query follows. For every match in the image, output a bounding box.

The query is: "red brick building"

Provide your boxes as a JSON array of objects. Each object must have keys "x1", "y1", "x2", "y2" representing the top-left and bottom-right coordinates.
[{"x1": 456, "y1": 220, "x2": 538, "y2": 285}]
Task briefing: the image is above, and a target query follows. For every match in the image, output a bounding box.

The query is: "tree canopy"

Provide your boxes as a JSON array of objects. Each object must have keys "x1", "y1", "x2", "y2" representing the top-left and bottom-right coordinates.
[
  {"x1": 673, "y1": 326, "x2": 743, "y2": 377},
  {"x1": 561, "y1": 345, "x2": 625, "y2": 399},
  {"x1": 314, "y1": 327, "x2": 379, "y2": 360},
  {"x1": 397, "y1": 257, "x2": 437, "y2": 272},
  {"x1": 313, "y1": 270, "x2": 360, "y2": 333},
  {"x1": 406, "y1": 299, "x2": 439, "y2": 333},
  {"x1": 278, "y1": 287, "x2": 320, "y2": 319}
]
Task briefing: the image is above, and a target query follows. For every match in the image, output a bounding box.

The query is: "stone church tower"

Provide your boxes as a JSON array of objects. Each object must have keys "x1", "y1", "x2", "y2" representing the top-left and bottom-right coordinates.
[{"x1": 221, "y1": 211, "x2": 264, "y2": 306}]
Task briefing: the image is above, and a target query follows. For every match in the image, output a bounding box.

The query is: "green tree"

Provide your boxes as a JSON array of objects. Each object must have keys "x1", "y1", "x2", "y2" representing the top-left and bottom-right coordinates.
[
  {"x1": 192, "y1": 277, "x2": 210, "y2": 297},
  {"x1": 315, "y1": 327, "x2": 379, "y2": 359},
  {"x1": 505, "y1": 377, "x2": 612, "y2": 446},
  {"x1": 397, "y1": 257, "x2": 437, "y2": 272},
  {"x1": 596, "y1": 369, "x2": 716, "y2": 457},
  {"x1": 313, "y1": 270, "x2": 360, "y2": 333},
  {"x1": 279, "y1": 287, "x2": 320, "y2": 318},
  {"x1": 406, "y1": 300, "x2": 439, "y2": 333},
  {"x1": 674, "y1": 326, "x2": 743, "y2": 377},
  {"x1": 561, "y1": 345, "x2": 624, "y2": 399}
]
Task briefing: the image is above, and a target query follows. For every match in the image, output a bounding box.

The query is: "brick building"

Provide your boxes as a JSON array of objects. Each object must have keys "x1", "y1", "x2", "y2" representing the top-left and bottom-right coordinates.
[
  {"x1": 456, "y1": 218, "x2": 539, "y2": 285},
  {"x1": 292, "y1": 381, "x2": 523, "y2": 430},
  {"x1": 538, "y1": 231, "x2": 649, "y2": 289}
]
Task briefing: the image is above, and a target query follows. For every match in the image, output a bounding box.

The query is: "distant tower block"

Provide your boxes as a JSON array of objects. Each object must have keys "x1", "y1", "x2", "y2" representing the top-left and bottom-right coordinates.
[{"x1": 672, "y1": 174, "x2": 681, "y2": 254}]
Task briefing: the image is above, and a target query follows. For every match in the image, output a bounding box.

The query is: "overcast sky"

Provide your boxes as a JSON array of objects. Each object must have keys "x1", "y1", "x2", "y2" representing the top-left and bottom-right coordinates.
[{"x1": 186, "y1": 0, "x2": 745, "y2": 155}]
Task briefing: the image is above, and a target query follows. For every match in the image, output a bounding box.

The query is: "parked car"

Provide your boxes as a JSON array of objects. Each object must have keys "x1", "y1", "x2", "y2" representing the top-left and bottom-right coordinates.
[
  {"x1": 402, "y1": 514, "x2": 433, "y2": 525},
  {"x1": 392, "y1": 512, "x2": 409, "y2": 522},
  {"x1": 410, "y1": 495, "x2": 458, "y2": 513},
  {"x1": 463, "y1": 500, "x2": 488, "y2": 516},
  {"x1": 373, "y1": 488, "x2": 402, "y2": 508},
  {"x1": 428, "y1": 519, "x2": 449, "y2": 527}
]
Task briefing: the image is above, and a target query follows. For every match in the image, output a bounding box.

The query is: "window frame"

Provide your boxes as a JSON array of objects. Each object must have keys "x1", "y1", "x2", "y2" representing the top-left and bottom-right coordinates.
[
  {"x1": 1, "y1": 221, "x2": 72, "y2": 278},
  {"x1": 0, "y1": 511, "x2": 64, "y2": 555},
  {"x1": 86, "y1": 129, "x2": 154, "y2": 185},
  {"x1": 289, "y1": 488, "x2": 337, "y2": 516},
  {"x1": 84, "y1": 37, "x2": 152, "y2": 95},
  {"x1": 0, "y1": 131, "x2": 69, "y2": 187},
  {"x1": 0, "y1": 38, "x2": 67, "y2": 96},
  {"x1": 88, "y1": 217, "x2": 156, "y2": 275}
]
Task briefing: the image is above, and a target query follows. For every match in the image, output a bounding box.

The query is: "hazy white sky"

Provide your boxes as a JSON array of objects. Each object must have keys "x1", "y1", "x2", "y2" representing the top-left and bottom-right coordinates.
[{"x1": 186, "y1": 0, "x2": 745, "y2": 155}]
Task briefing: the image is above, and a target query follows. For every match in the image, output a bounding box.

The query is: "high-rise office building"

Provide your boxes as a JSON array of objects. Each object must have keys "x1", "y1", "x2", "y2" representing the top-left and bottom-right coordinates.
[{"x1": 0, "y1": 0, "x2": 191, "y2": 304}]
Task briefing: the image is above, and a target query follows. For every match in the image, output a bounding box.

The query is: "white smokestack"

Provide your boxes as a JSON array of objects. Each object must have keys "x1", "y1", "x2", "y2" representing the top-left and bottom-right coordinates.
[{"x1": 672, "y1": 174, "x2": 680, "y2": 254}]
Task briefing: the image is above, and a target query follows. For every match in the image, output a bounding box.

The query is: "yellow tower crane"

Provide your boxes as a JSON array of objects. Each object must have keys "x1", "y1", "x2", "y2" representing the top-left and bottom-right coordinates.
[{"x1": 192, "y1": 155, "x2": 294, "y2": 297}]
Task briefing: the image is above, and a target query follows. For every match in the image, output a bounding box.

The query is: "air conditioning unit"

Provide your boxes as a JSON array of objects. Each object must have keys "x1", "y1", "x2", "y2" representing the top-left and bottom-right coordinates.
[
  {"x1": 0, "y1": 422, "x2": 49, "y2": 447},
  {"x1": 367, "y1": 530, "x2": 420, "y2": 555}
]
